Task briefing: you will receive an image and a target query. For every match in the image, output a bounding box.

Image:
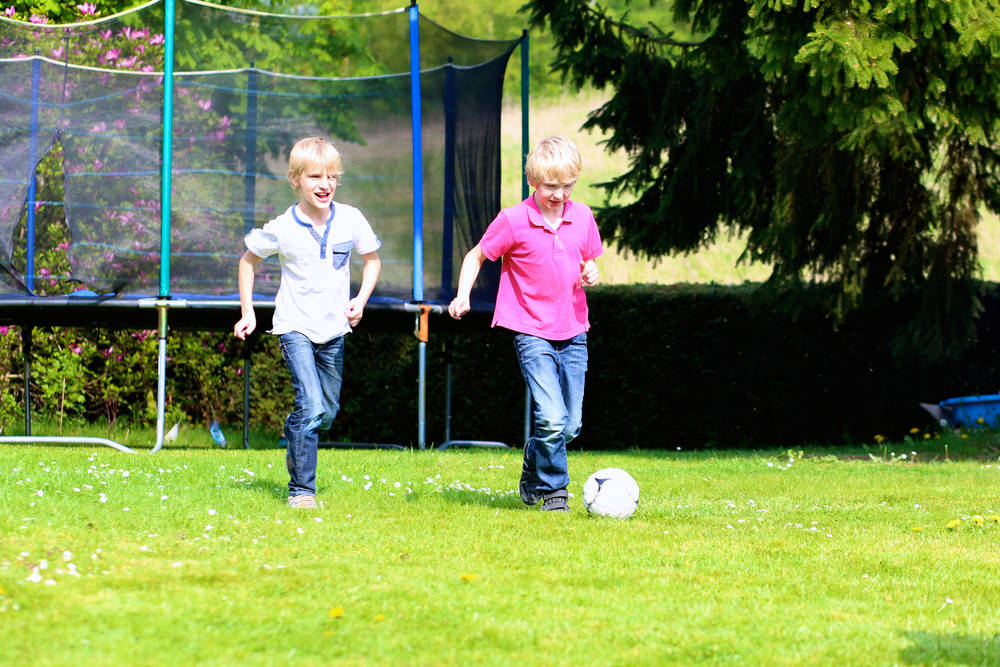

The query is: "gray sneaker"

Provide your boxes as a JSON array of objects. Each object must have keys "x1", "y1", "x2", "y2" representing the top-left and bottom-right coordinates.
[
  {"x1": 541, "y1": 489, "x2": 569, "y2": 512},
  {"x1": 287, "y1": 494, "x2": 318, "y2": 509}
]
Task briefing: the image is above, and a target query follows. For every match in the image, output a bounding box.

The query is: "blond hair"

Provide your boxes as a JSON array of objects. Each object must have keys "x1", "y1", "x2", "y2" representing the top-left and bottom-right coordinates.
[
  {"x1": 524, "y1": 135, "x2": 582, "y2": 185},
  {"x1": 287, "y1": 137, "x2": 344, "y2": 191}
]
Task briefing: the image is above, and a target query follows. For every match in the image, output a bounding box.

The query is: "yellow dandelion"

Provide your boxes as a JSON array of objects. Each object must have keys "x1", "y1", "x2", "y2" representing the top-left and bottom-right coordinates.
[
  {"x1": 909, "y1": 427, "x2": 919, "y2": 434},
  {"x1": 328, "y1": 606, "x2": 344, "y2": 618},
  {"x1": 990, "y1": 515, "x2": 1000, "y2": 523},
  {"x1": 374, "y1": 614, "x2": 385, "y2": 622},
  {"x1": 977, "y1": 417, "x2": 985, "y2": 424},
  {"x1": 961, "y1": 434, "x2": 969, "y2": 439},
  {"x1": 946, "y1": 519, "x2": 962, "y2": 530},
  {"x1": 459, "y1": 573, "x2": 478, "y2": 582},
  {"x1": 874, "y1": 434, "x2": 886, "y2": 443},
  {"x1": 911, "y1": 526, "x2": 923, "y2": 532},
  {"x1": 973, "y1": 515, "x2": 985, "y2": 526}
]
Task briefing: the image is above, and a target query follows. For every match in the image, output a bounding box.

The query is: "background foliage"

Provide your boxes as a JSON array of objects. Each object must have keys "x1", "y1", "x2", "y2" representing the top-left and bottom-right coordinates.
[{"x1": 523, "y1": 0, "x2": 1000, "y2": 363}]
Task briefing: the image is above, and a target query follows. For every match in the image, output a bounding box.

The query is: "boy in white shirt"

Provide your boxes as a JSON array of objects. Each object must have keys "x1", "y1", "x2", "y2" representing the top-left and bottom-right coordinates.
[{"x1": 234, "y1": 137, "x2": 381, "y2": 509}]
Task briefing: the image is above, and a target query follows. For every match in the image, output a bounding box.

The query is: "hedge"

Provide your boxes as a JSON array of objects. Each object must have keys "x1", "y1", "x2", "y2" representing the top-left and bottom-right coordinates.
[{"x1": 3, "y1": 282, "x2": 1000, "y2": 449}]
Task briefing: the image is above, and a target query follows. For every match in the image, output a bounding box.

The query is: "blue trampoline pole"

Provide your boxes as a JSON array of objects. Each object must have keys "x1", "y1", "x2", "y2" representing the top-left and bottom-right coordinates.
[
  {"x1": 409, "y1": 0, "x2": 428, "y2": 450},
  {"x1": 26, "y1": 57, "x2": 41, "y2": 294},
  {"x1": 409, "y1": 0, "x2": 424, "y2": 304},
  {"x1": 152, "y1": 0, "x2": 177, "y2": 453}
]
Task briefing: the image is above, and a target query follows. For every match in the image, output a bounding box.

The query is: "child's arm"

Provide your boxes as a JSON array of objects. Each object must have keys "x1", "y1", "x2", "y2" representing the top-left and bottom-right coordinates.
[
  {"x1": 448, "y1": 243, "x2": 487, "y2": 319},
  {"x1": 234, "y1": 250, "x2": 263, "y2": 340},
  {"x1": 345, "y1": 251, "x2": 381, "y2": 327}
]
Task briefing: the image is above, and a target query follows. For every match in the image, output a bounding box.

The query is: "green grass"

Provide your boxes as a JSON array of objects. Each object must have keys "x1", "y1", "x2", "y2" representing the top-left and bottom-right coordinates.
[{"x1": 4, "y1": 428, "x2": 1000, "y2": 665}]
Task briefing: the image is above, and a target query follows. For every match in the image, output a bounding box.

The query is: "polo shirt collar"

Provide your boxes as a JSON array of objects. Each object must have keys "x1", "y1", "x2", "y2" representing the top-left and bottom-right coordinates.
[{"x1": 525, "y1": 195, "x2": 581, "y2": 228}]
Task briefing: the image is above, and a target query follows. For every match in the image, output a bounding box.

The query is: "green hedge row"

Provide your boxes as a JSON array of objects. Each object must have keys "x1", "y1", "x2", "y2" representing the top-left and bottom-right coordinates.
[{"x1": 4, "y1": 283, "x2": 1000, "y2": 448}]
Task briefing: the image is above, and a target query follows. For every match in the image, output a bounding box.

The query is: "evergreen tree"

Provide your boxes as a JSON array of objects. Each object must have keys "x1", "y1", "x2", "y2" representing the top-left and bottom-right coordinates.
[{"x1": 524, "y1": 0, "x2": 1000, "y2": 359}]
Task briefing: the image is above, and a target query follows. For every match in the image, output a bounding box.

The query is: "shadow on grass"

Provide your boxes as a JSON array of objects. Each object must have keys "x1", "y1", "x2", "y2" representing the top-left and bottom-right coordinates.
[
  {"x1": 432, "y1": 487, "x2": 525, "y2": 511},
  {"x1": 242, "y1": 478, "x2": 287, "y2": 501},
  {"x1": 901, "y1": 631, "x2": 1000, "y2": 664}
]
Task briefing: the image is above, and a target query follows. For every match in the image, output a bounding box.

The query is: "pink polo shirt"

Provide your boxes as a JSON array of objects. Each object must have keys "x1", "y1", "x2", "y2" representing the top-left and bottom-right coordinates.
[{"x1": 479, "y1": 195, "x2": 603, "y2": 340}]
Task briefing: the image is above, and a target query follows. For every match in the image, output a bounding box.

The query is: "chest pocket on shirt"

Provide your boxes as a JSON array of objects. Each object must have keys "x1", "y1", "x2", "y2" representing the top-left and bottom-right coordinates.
[{"x1": 331, "y1": 241, "x2": 353, "y2": 269}]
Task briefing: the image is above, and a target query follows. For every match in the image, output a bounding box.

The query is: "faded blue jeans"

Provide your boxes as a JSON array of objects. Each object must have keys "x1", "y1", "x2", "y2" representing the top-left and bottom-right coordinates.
[
  {"x1": 279, "y1": 332, "x2": 345, "y2": 497},
  {"x1": 514, "y1": 332, "x2": 588, "y2": 494}
]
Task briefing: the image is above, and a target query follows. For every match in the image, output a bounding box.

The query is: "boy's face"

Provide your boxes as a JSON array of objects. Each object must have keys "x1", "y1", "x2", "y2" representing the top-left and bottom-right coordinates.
[
  {"x1": 531, "y1": 176, "x2": 577, "y2": 217},
  {"x1": 291, "y1": 164, "x2": 339, "y2": 215}
]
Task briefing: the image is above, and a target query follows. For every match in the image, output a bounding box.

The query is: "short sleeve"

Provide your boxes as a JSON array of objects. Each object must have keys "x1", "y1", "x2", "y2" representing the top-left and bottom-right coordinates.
[
  {"x1": 244, "y1": 222, "x2": 280, "y2": 259},
  {"x1": 352, "y1": 211, "x2": 382, "y2": 255},
  {"x1": 478, "y1": 211, "x2": 514, "y2": 262},
  {"x1": 585, "y1": 214, "x2": 604, "y2": 261}
]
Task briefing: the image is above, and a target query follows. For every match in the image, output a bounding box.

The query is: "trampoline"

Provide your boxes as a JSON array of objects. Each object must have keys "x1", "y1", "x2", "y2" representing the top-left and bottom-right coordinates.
[{"x1": 0, "y1": 0, "x2": 531, "y2": 452}]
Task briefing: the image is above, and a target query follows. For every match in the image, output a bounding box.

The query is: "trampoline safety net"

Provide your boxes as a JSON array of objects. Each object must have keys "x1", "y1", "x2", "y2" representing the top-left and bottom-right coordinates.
[{"x1": 0, "y1": 0, "x2": 518, "y2": 305}]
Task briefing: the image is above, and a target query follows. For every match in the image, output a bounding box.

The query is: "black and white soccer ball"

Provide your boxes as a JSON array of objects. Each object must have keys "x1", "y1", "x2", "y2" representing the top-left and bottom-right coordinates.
[{"x1": 582, "y1": 468, "x2": 640, "y2": 519}]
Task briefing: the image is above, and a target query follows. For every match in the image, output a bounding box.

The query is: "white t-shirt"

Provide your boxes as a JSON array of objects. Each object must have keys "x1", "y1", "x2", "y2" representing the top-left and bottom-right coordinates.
[{"x1": 244, "y1": 202, "x2": 381, "y2": 343}]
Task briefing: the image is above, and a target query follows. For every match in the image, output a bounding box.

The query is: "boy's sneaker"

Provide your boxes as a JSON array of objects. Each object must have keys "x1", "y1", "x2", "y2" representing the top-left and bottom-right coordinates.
[
  {"x1": 519, "y1": 458, "x2": 542, "y2": 506},
  {"x1": 287, "y1": 494, "x2": 318, "y2": 509},
  {"x1": 541, "y1": 489, "x2": 569, "y2": 512}
]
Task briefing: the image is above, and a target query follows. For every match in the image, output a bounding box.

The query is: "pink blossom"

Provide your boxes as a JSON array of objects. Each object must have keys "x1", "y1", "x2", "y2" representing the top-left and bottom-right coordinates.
[
  {"x1": 102, "y1": 48, "x2": 120, "y2": 62},
  {"x1": 0, "y1": 326, "x2": 9, "y2": 336},
  {"x1": 72, "y1": 345, "x2": 81, "y2": 354},
  {"x1": 93, "y1": 158, "x2": 104, "y2": 170},
  {"x1": 197, "y1": 98, "x2": 211, "y2": 111},
  {"x1": 76, "y1": 2, "x2": 97, "y2": 16},
  {"x1": 118, "y1": 56, "x2": 136, "y2": 68},
  {"x1": 100, "y1": 29, "x2": 111, "y2": 40},
  {"x1": 29, "y1": 14, "x2": 47, "y2": 24},
  {"x1": 51, "y1": 46, "x2": 64, "y2": 58},
  {"x1": 3, "y1": 7, "x2": 16, "y2": 18},
  {"x1": 219, "y1": 115, "x2": 232, "y2": 129},
  {"x1": 113, "y1": 118, "x2": 126, "y2": 129},
  {"x1": 149, "y1": 33, "x2": 165, "y2": 45}
]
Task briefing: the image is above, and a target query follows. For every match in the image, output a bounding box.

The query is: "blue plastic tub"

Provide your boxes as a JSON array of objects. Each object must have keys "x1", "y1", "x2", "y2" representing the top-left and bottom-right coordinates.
[{"x1": 940, "y1": 394, "x2": 1000, "y2": 429}]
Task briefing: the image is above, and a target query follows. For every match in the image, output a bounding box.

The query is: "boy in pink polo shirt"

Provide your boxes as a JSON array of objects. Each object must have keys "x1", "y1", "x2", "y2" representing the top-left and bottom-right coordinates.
[{"x1": 448, "y1": 135, "x2": 603, "y2": 512}]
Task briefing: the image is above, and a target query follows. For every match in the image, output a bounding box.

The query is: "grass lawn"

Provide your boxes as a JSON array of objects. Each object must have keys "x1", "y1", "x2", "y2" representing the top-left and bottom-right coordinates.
[{"x1": 3, "y1": 430, "x2": 1000, "y2": 665}]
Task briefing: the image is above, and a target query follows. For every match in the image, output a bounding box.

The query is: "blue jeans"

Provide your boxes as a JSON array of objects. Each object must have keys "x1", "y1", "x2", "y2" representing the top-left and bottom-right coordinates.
[
  {"x1": 279, "y1": 332, "x2": 345, "y2": 497},
  {"x1": 514, "y1": 332, "x2": 588, "y2": 494}
]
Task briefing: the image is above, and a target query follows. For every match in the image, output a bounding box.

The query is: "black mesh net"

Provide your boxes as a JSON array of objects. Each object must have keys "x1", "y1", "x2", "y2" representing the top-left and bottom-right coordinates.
[{"x1": 0, "y1": 0, "x2": 518, "y2": 304}]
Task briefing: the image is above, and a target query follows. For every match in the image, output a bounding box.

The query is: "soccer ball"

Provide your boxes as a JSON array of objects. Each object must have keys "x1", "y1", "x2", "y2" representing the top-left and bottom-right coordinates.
[{"x1": 582, "y1": 468, "x2": 640, "y2": 519}]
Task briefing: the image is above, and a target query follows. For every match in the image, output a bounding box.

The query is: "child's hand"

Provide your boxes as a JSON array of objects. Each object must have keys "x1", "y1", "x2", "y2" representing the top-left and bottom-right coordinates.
[
  {"x1": 346, "y1": 297, "x2": 365, "y2": 327},
  {"x1": 234, "y1": 313, "x2": 256, "y2": 340},
  {"x1": 580, "y1": 259, "x2": 599, "y2": 287},
  {"x1": 448, "y1": 296, "x2": 471, "y2": 320}
]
